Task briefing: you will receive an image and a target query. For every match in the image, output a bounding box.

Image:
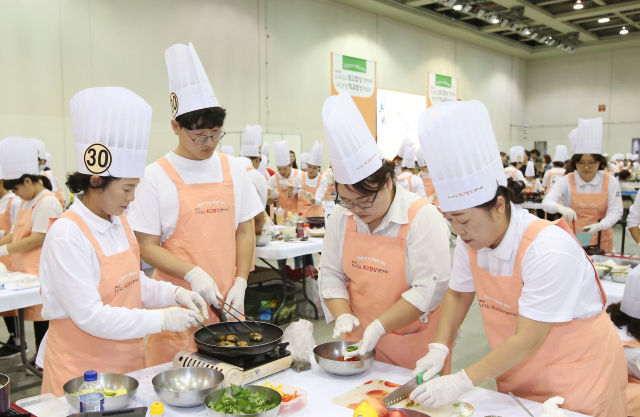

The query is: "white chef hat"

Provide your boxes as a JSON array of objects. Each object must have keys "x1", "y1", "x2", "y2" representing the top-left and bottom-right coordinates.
[
  {"x1": 221, "y1": 145, "x2": 234, "y2": 156},
  {"x1": 300, "y1": 153, "x2": 309, "y2": 170},
  {"x1": 308, "y1": 141, "x2": 323, "y2": 167},
  {"x1": 322, "y1": 93, "x2": 382, "y2": 185},
  {"x1": 165, "y1": 42, "x2": 219, "y2": 118},
  {"x1": 401, "y1": 145, "x2": 416, "y2": 169},
  {"x1": 44, "y1": 152, "x2": 52, "y2": 168},
  {"x1": 34, "y1": 139, "x2": 46, "y2": 159},
  {"x1": 241, "y1": 125, "x2": 262, "y2": 157},
  {"x1": 396, "y1": 138, "x2": 412, "y2": 160},
  {"x1": 622, "y1": 267, "x2": 640, "y2": 319},
  {"x1": 418, "y1": 100, "x2": 507, "y2": 212},
  {"x1": 553, "y1": 145, "x2": 568, "y2": 163},
  {"x1": 262, "y1": 142, "x2": 269, "y2": 156},
  {"x1": 236, "y1": 156, "x2": 253, "y2": 169},
  {"x1": 70, "y1": 87, "x2": 152, "y2": 178},
  {"x1": 633, "y1": 154, "x2": 638, "y2": 161},
  {"x1": 575, "y1": 118, "x2": 602, "y2": 154},
  {"x1": 0, "y1": 137, "x2": 39, "y2": 180},
  {"x1": 627, "y1": 153, "x2": 633, "y2": 160},
  {"x1": 509, "y1": 146, "x2": 525, "y2": 164},
  {"x1": 603, "y1": 153, "x2": 609, "y2": 158},
  {"x1": 258, "y1": 155, "x2": 268, "y2": 175},
  {"x1": 525, "y1": 160, "x2": 535, "y2": 177},
  {"x1": 416, "y1": 148, "x2": 427, "y2": 168},
  {"x1": 568, "y1": 128, "x2": 577, "y2": 154},
  {"x1": 274, "y1": 141, "x2": 290, "y2": 166}
]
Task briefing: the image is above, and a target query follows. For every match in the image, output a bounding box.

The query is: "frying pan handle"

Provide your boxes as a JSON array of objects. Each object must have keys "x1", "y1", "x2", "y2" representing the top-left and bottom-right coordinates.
[{"x1": 211, "y1": 304, "x2": 228, "y2": 323}]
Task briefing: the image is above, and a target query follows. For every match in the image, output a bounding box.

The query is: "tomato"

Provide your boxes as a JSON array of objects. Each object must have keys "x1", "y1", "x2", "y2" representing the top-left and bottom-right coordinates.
[
  {"x1": 384, "y1": 381, "x2": 401, "y2": 388},
  {"x1": 337, "y1": 357, "x2": 346, "y2": 361}
]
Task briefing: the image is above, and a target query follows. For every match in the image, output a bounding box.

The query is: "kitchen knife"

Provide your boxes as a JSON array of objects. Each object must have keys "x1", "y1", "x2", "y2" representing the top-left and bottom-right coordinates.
[{"x1": 382, "y1": 372, "x2": 437, "y2": 407}]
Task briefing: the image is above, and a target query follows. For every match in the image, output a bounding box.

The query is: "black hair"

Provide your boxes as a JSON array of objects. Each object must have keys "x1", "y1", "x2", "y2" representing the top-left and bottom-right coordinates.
[
  {"x1": 524, "y1": 150, "x2": 531, "y2": 158},
  {"x1": 530, "y1": 149, "x2": 540, "y2": 157},
  {"x1": 553, "y1": 161, "x2": 565, "y2": 168},
  {"x1": 568, "y1": 153, "x2": 608, "y2": 172},
  {"x1": 619, "y1": 170, "x2": 631, "y2": 181},
  {"x1": 4, "y1": 174, "x2": 52, "y2": 192},
  {"x1": 336, "y1": 159, "x2": 396, "y2": 197},
  {"x1": 66, "y1": 172, "x2": 117, "y2": 194},
  {"x1": 607, "y1": 302, "x2": 640, "y2": 342},
  {"x1": 543, "y1": 155, "x2": 552, "y2": 164},
  {"x1": 175, "y1": 107, "x2": 226, "y2": 131},
  {"x1": 290, "y1": 151, "x2": 298, "y2": 169},
  {"x1": 477, "y1": 178, "x2": 525, "y2": 220}
]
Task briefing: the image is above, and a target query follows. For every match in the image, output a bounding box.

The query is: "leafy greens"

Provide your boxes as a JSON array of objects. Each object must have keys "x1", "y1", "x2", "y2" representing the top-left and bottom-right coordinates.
[{"x1": 207, "y1": 385, "x2": 279, "y2": 415}]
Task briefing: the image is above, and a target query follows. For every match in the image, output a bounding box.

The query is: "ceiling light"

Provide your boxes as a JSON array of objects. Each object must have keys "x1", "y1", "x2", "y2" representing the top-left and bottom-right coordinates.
[
  {"x1": 462, "y1": 4, "x2": 473, "y2": 12},
  {"x1": 539, "y1": 35, "x2": 550, "y2": 43},
  {"x1": 511, "y1": 23, "x2": 519, "y2": 31},
  {"x1": 521, "y1": 27, "x2": 531, "y2": 36},
  {"x1": 568, "y1": 46, "x2": 576, "y2": 53},
  {"x1": 598, "y1": 17, "x2": 610, "y2": 23},
  {"x1": 547, "y1": 38, "x2": 557, "y2": 46},
  {"x1": 500, "y1": 18, "x2": 510, "y2": 27},
  {"x1": 621, "y1": 26, "x2": 629, "y2": 34},
  {"x1": 563, "y1": 45, "x2": 571, "y2": 51},
  {"x1": 530, "y1": 32, "x2": 539, "y2": 39},
  {"x1": 574, "y1": 0, "x2": 583, "y2": 9},
  {"x1": 453, "y1": 3, "x2": 463, "y2": 11},
  {"x1": 556, "y1": 43, "x2": 565, "y2": 49},
  {"x1": 445, "y1": 0, "x2": 456, "y2": 7},
  {"x1": 491, "y1": 15, "x2": 501, "y2": 24},
  {"x1": 476, "y1": 9, "x2": 486, "y2": 18}
]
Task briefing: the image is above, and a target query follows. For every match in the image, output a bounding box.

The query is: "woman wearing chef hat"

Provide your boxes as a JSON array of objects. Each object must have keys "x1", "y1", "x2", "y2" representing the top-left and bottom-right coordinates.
[
  {"x1": 319, "y1": 93, "x2": 452, "y2": 370},
  {"x1": 410, "y1": 101, "x2": 626, "y2": 416},
  {"x1": 542, "y1": 118, "x2": 622, "y2": 253},
  {"x1": 34, "y1": 140, "x2": 65, "y2": 208},
  {"x1": 294, "y1": 141, "x2": 328, "y2": 218},
  {"x1": 541, "y1": 145, "x2": 567, "y2": 195},
  {"x1": 416, "y1": 148, "x2": 438, "y2": 206},
  {"x1": 396, "y1": 146, "x2": 427, "y2": 199},
  {"x1": 238, "y1": 124, "x2": 268, "y2": 234},
  {"x1": 0, "y1": 137, "x2": 62, "y2": 358},
  {"x1": 393, "y1": 138, "x2": 413, "y2": 176},
  {"x1": 608, "y1": 267, "x2": 640, "y2": 415},
  {"x1": 504, "y1": 146, "x2": 526, "y2": 182},
  {"x1": 523, "y1": 161, "x2": 542, "y2": 193},
  {"x1": 39, "y1": 87, "x2": 207, "y2": 396},
  {"x1": 266, "y1": 141, "x2": 302, "y2": 214},
  {"x1": 128, "y1": 42, "x2": 264, "y2": 366},
  {"x1": 299, "y1": 153, "x2": 309, "y2": 171}
]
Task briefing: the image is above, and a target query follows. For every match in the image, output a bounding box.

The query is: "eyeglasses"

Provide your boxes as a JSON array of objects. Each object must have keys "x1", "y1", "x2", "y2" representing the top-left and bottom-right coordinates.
[
  {"x1": 335, "y1": 191, "x2": 379, "y2": 210},
  {"x1": 576, "y1": 161, "x2": 599, "y2": 167},
  {"x1": 183, "y1": 128, "x2": 226, "y2": 145}
]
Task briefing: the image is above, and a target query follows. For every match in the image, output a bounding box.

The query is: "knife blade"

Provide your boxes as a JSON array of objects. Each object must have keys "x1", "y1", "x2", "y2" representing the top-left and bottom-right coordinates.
[{"x1": 382, "y1": 372, "x2": 436, "y2": 407}]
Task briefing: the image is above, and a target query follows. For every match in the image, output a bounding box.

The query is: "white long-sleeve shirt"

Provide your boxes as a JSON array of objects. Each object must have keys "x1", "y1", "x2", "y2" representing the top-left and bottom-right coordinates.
[
  {"x1": 617, "y1": 326, "x2": 640, "y2": 381},
  {"x1": 627, "y1": 198, "x2": 640, "y2": 229},
  {"x1": 397, "y1": 172, "x2": 427, "y2": 199},
  {"x1": 292, "y1": 173, "x2": 328, "y2": 206},
  {"x1": 541, "y1": 171, "x2": 623, "y2": 230},
  {"x1": 319, "y1": 185, "x2": 451, "y2": 323},
  {"x1": 40, "y1": 197, "x2": 179, "y2": 339}
]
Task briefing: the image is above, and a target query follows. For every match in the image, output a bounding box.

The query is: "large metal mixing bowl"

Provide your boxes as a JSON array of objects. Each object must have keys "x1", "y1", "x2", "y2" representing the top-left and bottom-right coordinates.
[
  {"x1": 204, "y1": 385, "x2": 282, "y2": 417},
  {"x1": 152, "y1": 367, "x2": 224, "y2": 408},
  {"x1": 64, "y1": 373, "x2": 138, "y2": 411},
  {"x1": 313, "y1": 341, "x2": 375, "y2": 376}
]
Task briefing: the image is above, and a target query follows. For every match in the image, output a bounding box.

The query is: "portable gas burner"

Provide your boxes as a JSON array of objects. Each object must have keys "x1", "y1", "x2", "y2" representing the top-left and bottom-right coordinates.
[{"x1": 173, "y1": 344, "x2": 292, "y2": 387}]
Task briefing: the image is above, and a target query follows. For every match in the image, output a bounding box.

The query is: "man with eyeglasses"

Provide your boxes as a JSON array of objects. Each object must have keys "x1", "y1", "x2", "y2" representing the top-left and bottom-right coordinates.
[{"x1": 127, "y1": 42, "x2": 263, "y2": 366}]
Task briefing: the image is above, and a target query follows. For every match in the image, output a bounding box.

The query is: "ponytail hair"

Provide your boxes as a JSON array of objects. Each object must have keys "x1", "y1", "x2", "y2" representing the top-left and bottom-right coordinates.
[
  {"x1": 477, "y1": 178, "x2": 525, "y2": 220},
  {"x1": 4, "y1": 174, "x2": 52, "y2": 191}
]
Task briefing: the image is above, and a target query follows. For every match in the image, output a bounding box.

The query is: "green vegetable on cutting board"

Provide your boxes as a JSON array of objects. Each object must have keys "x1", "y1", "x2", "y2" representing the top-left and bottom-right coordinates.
[{"x1": 207, "y1": 385, "x2": 279, "y2": 415}]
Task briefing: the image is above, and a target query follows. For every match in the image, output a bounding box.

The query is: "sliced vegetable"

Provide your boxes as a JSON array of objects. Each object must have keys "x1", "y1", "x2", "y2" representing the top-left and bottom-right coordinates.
[
  {"x1": 337, "y1": 356, "x2": 360, "y2": 362},
  {"x1": 346, "y1": 346, "x2": 358, "y2": 352}
]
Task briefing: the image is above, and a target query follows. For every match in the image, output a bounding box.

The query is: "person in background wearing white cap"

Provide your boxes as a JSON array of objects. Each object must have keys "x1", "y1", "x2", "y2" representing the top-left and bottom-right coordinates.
[
  {"x1": 410, "y1": 101, "x2": 626, "y2": 416},
  {"x1": 607, "y1": 266, "x2": 640, "y2": 414},
  {"x1": 542, "y1": 118, "x2": 622, "y2": 253},
  {"x1": 0, "y1": 137, "x2": 61, "y2": 364},
  {"x1": 0, "y1": 162, "x2": 23, "y2": 361},
  {"x1": 294, "y1": 141, "x2": 327, "y2": 219},
  {"x1": 393, "y1": 138, "x2": 412, "y2": 176},
  {"x1": 220, "y1": 145, "x2": 234, "y2": 156},
  {"x1": 541, "y1": 145, "x2": 567, "y2": 196},
  {"x1": 626, "y1": 154, "x2": 634, "y2": 171},
  {"x1": 40, "y1": 152, "x2": 65, "y2": 208},
  {"x1": 238, "y1": 124, "x2": 268, "y2": 234},
  {"x1": 416, "y1": 148, "x2": 438, "y2": 206},
  {"x1": 396, "y1": 146, "x2": 427, "y2": 199},
  {"x1": 523, "y1": 161, "x2": 542, "y2": 193},
  {"x1": 38, "y1": 87, "x2": 207, "y2": 396},
  {"x1": 267, "y1": 140, "x2": 302, "y2": 215},
  {"x1": 319, "y1": 93, "x2": 452, "y2": 370},
  {"x1": 299, "y1": 152, "x2": 309, "y2": 171},
  {"x1": 504, "y1": 146, "x2": 526, "y2": 182},
  {"x1": 128, "y1": 42, "x2": 263, "y2": 367}
]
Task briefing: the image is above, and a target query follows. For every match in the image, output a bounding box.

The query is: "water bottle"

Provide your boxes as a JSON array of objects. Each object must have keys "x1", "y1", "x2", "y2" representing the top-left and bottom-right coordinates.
[{"x1": 78, "y1": 370, "x2": 105, "y2": 412}]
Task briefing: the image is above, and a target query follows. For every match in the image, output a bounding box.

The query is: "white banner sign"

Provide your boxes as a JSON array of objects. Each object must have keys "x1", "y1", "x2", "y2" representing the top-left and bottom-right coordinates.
[{"x1": 428, "y1": 73, "x2": 458, "y2": 107}]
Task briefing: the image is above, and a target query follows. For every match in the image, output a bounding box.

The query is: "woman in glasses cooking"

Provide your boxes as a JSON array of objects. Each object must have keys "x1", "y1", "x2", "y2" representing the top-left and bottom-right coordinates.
[
  {"x1": 318, "y1": 93, "x2": 453, "y2": 370},
  {"x1": 541, "y1": 118, "x2": 622, "y2": 253}
]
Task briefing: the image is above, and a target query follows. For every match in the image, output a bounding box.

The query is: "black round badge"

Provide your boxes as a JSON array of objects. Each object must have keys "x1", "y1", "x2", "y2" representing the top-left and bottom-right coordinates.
[
  {"x1": 170, "y1": 92, "x2": 179, "y2": 118},
  {"x1": 84, "y1": 143, "x2": 112, "y2": 174}
]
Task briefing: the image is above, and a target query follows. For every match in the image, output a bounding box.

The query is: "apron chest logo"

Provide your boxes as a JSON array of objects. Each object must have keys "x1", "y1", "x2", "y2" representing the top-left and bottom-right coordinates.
[
  {"x1": 195, "y1": 207, "x2": 230, "y2": 215},
  {"x1": 351, "y1": 260, "x2": 389, "y2": 274},
  {"x1": 114, "y1": 275, "x2": 139, "y2": 294}
]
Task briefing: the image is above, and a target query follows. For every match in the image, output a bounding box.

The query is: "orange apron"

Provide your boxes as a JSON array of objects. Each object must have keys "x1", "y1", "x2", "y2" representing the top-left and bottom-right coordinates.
[
  {"x1": 298, "y1": 173, "x2": 324, "y2": 218},
  {"x1": 420, "y1": 173, "x2": 439, "y2": 207},
  {"x1": 342, "y1": 199, "x2": 452, "y2": 371},
  {"x1": 545, "y1": 170, "x2": 565, "y2": 195},
  {"x1": 469, "y1": 218, "x2": 627, "y2": 417},
  {"x1": 12, "y1": 193, "x2": 54, "y2": 321},
  {"x1": 568, "y1": 172, "x2": 613, "y2": 252},
  {"x1": 622, "y1": 339, "x2": 640, "y2": 416},
  {"x1": 41, "y1": 211, "x2": 145, "y2": 396},
  {"x1": 397, "y1": 174, "x2": 414, "y2": 193},
  {"x1": 244, "y1": 166, "x2": 257, "y2": 272},
  {"x1": 145, "y1": 154, "x2": 237, "y2": 366},
  {"x1": 275, "y1": 170, "x2": 299, "y2": 213},
  {"x1": 0, "y1": 196, "x2": 16, "y2": 270},
  {"x1": 322, "y1": 169, "x2": 333, "y2": 201},
  {"x1": 45, "y1": 171, "x2": 65, "y2": 208}
]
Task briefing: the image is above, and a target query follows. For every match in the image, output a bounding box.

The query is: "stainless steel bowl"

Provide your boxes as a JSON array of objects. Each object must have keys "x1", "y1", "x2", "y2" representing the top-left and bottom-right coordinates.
[
  {"x1": 595, "y1": 266, "x2": 612, "y2": 279},
  {"x1": 313, "y1": 341, "x2": 375, "y2": 376},
  {"x1": 152, "y1": 367, "x2": 224, "y2": 408},
  {"x1": 256, "y1": 234, "x2": 272, "y2": 247},
  {"x1": 611, "y1": 271, "x2": 629, "y2": 283},
  {"x1": 64, "y1": 373, "x2": 138, "y2": 411},
  {"x1": 204, "y1": 385, "x2": 281, "y2": 417}
]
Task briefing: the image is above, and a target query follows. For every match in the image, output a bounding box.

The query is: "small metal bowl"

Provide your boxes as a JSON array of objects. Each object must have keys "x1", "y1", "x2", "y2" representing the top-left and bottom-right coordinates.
[
  {"x1": 152, "y1": 367, "x2": 224, "y2": 408},
  {"x1": 313, "y1": 341, "x2": 375, "y2": 376},
  {"x1": 595, "y1": 265, "x2": 612, "y2": 279},
  {"x1": 256, "y1": 234, "x2": 272, "y2": 247},
  {"x1": 204, "y1": 385, "x2": 282, "y2": 417},
  {"x1": 611, "y1": 271, "x2": 629, "y2": 283},
  {"x1": 64, "y1": 373, "x2": 138, "y2": 411}
]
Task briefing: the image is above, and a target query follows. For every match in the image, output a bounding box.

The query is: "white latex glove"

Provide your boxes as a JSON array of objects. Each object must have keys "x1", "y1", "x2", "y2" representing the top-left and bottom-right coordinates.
[
  {"x1": 333, "y1": 313, "x2": 360, "y2": 338},
  {"x1": 301, "y1": 190, "x2": 314, "y2": 201},
  {"x1": 353, "y1": 319, "x2": 385, "y2": 357},
  {"x1": 409, "y1": 369, "x2": 474, "y2": 407},
  {"x1": 184, "y1": 266, "x2": 223, "y2": 308},
  {"x1": 327, "y1": 172, "x2": 335, "y2": 185},
  {"x1": 427, "y1": 195, "x2": 435, "y2": 202},
  {"x1": 412, "y1": 343, "x2": 450, "y2": 380},
  {"x1": 270, "y1": 189, "x2": 279, "y2": 200},
  {"x1": 161, "y1": 307, "x2": 203, "y2": 332},
  {"x1": 555, "y1": 204, "x2": 577, "y2": 222},
  {"x1": 224, "y1": 277, "x2": 248, "y2": 313},
  {"x1": 279, "y1": 180, "x2": 292, "y2": 190},
  {"x1": 175, "y1": 287, "x2": 209, "y2": 320},
  {"x1": 583, "y1": 222, "x2": 603, "y2": 234},
  {"x1": 0, "y1": 245, "x2": 7, "y2": 257},
  {"x1": 0, "y1": 230, "x2": 5, "y2": 239}
]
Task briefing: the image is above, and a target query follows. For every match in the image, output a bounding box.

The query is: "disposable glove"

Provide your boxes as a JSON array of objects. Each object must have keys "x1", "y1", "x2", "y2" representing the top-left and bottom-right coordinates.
[
  {"x1": 427, "y1": 195, "x2": 435, "y2": 202},
  {"x1": 0, "y1": 245, "x2": 7, "y2": 257},
  {"x1": 409, "y1": 370, "x2": 474, "y2": 407},
  {"x1": 279, "y1": 180, "x2": 292, "y2": 190},
  {"x1": 224, "y1": 277, "x2": 248, "y2": 313},
  {"x1": 175, "y1": 287, "x2": 209, "y2": 320},
  {"x1": 333, "y1": 313, "x2": 360, "y2": 338},
  {"x1": 555, "y1": 204, "x2": 577, "y2": 222},
  {"x1": 348, "y1": 319, "x2": 385, "y2": 358},
  {"x1": 583, "y1": 222, "x2": 603, "y2": 234},
  {"x1": 161, "y1": 307, "x2": 202, "y2": 332},
  {"x1": 0, "y1": 230, "x2": 5, "y2": 239},
  {"x1": 269, "y1": 190, "x2": 279, "y2": 200},
  {"x1": 412, "y1": 343, "x2": 449, "y2": 380},
  {"x1": 184, "y1": 266, "x2": 222, "y2": 308},
  {"x1": 301, "y1": 190, "x2": 314, "y2": 201},
  {"x1": 327, "y1": 172, "x2": 335, "y2": 185}
]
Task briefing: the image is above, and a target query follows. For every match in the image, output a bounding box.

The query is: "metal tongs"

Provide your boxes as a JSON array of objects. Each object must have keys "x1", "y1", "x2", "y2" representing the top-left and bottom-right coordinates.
[{"x1": 212, "y1": 297, "x2": 261, "y2": 333}]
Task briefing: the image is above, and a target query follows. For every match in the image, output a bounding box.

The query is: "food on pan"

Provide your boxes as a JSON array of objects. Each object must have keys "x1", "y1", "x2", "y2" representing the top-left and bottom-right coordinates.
[
  {"x1": 218, "y1": 341, "x2": 236, "y2": 347},
  {"x1": 225, "y1": 335, "x2": 238, "y2": 343},
  {"x1": 237, "y1": 341, "x2": 248, "y2": 347},
  {"x1": 250, "y1": 332, "x2": 263, "y2": 342}
]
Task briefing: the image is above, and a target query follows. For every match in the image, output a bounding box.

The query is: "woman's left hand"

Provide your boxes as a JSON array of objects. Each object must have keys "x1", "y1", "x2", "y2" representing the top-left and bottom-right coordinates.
[{"x1": 409, "y1": 370, "x2": 474, "y2": 407}]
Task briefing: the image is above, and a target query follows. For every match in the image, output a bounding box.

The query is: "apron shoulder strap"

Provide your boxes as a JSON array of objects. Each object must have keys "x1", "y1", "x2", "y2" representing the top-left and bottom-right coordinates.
[
  {"x1": 59, "y1": 210, "x2": 106, "y2": 259},
  {"x1": 601, "y1": 171, "x2": 610, "y2": 195},
  {"x1": 568, "y1": 172, "x2": 578, "y2": 194},
  {"x1": 512, "y1": 219, "x2": 551, "y2": 279},
  {"x1": 119, "y1": 214, "x2": 139, "y2": 250},
  {"x1": 157, "y1": 157, "x2": 185, "y2": 186},
  {"x1": 302, "y1": 173, "x2": 306, "y2": 188},
  {"x1": 218, "y1": 152, "x2": 232, "y2": 183},
  {"x1": 397, "y1": 199, "x2": 429, "y2": 240},
  {"x1": 345, "y1": 215, "x2": 358, "y2": 233}
]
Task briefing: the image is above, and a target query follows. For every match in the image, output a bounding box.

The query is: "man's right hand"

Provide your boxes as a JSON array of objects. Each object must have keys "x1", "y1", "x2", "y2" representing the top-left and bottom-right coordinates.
[
  {"x1": 161, "y1": 307, "x2": 202, "y2": 332},
  {"x1": 184, "y1": 266, "x2": 223, "y2": 308}
]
